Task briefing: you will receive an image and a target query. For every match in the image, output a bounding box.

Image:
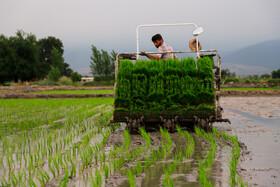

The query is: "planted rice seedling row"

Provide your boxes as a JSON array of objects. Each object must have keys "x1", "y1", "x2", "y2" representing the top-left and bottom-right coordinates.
[
  {"x1": 0, "y1": 98, "x2": 113, "y2": 138},
  {"x1": 194, "y1": 126, "x2": 216, "y2": 187},
  {"x1": 0, "y1": 98, "x2": 114, "y2": 186},
  {"x1": 212, "y1": 128, "x2": 247, "y2": 186}
]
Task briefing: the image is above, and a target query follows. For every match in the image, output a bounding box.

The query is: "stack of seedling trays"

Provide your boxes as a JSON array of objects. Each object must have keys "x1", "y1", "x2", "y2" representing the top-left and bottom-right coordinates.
[{"x1": 114, "y1": 56, "x2": 216, "y2": 122}]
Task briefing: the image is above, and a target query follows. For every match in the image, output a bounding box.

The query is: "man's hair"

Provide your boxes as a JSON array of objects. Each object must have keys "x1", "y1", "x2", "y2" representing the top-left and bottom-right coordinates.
[{"x1": 152, "y1": 34, "x2": 163, "y2": 42}]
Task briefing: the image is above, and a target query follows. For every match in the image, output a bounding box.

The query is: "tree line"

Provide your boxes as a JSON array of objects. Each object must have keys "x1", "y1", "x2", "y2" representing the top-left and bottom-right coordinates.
[
  {"x1": 0, "y1": 30, "x2": 74, "y2": 84},
  {"x1": 220, "y1": 68, "x2": 280, "y2": 79},
  {"x1": 89, "y1": 45, "x2": 117, "y2": 81}
]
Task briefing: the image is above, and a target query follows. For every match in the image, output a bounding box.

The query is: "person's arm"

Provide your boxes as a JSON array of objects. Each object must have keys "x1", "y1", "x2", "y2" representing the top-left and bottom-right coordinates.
[{"x1": 139, "y1": 51, "x2": 160, "y2": 60}]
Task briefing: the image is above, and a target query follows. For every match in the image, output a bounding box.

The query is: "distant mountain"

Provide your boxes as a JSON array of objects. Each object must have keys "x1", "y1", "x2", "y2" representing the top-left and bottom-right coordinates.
[{"x1": 222, "y1": 40, "x2": 280, "y2": 75}]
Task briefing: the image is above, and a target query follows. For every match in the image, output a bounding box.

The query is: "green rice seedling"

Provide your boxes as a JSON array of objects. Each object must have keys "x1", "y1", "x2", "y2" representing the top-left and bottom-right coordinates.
[
  {"x1": 150, "y1": 151, "x2": 157, "y2": 164},
  {"x1": 101, "y1": 151, "x2": 106, "y2": 165},
  {"x1": 18, "y1": 169, "x2": 24, "y2": 185},
  {"x1": 232, "y1": 136, "x2": 240, "y2": 158},
  {"x1": 145, "y1": 155, "x2": 150, "y2": 170},
  {"x1": 90, "y1": 173, "x2": 98, "y2": 187},
  {"x1": 81, "y1": 157, "x2": 86, "y2": 172},
  {"x1": 94, "y1": 153, "x2": 98, "y2": 164},
  {"x1": 212, "y1": 127, "x2": 246, "y2": 186},
  {"x1": 70, "y1": 162, "x2": 76, "y2": 179},
  {"x1": 172, "y1": 155, "x2": 178, "y2": 170},
  {"x1": 95, "y1": 168, "x2": 102, "y2": 187},
  {"x1": 9, "y1": 171, "x2": 18, "y2": 186},
  {"x1": 104, "y1": 163, "x2": 109, "y2": 179},
  {"x1": 0, "y1": 154, "x2": 4, "y2": 168},
  {"x1": 60, "y1": 166, "x2": 69, "y2": 187},
  {"x1": 140, "y1": 146, "x2": 146, "y2": 153},
  {"x1": 126, "y1": 151, "x2": 131, "y2": 163},
  {"x1": 178, "y1": 149, "x2": 184, "y2": 166},
  {"x1": 176, "y1": 125, "x2": 182, "y2": 135},
  {"x1": 134, "y1": 148, "x2": 140, "y2": 158},
  {"x1": 28, "y1": 159, "x2": 35, "y2": 177},
  {"x1": 195, "y1": 127, "x2": 215, "y2": 186},
  {"x1": 163, "y1": 165, "x2": 174, "y2": 187},
  {"x1": 163, "y1": 172, "x2": 174, "y2": 187},
  {"x1": 123, "y1": 130, "x2": 131, "y2": 150},
  {"x1": 228, "y1": 150, "x2": 237, "y2": 186},
  {"x1": 1, "y1": 176, "x2": 8, "y2": 187},
  {"x1": 139, "y1": 127, "x2": 151, "y2": 148},
  {"x1": 53, "y1": 156, "x2": 60, "y2": 176},
  {"x1": 198, "y1": 159, "x2": 208, "y2": 186},
  {"x1": 7, "y1": 153, "x2": 12, "y2": 170},
  {"x1": 36, "y1": 168, "x2": 50, "y2": 186},
  {"x1": 113, "y1": 159, "x2": 118, "y2": 171},
  {"x1": 48, "y1": 157, "x2": 56, "y2": 177},
  {"x1": 184, "y1": 144, "x2": 194, "y2": 158},
  {"x1": 161, "y1": 145, "x2": 167, "y2": 158},
  {"x1": 27, "y1": 176, "x2": 37, "y2": 187},
  {"x1": 136, "y1": 161, "x2": 142, "y2": 176},
  {"x1": 127, "y1": 169, "x2": 136, "y2": 187}
]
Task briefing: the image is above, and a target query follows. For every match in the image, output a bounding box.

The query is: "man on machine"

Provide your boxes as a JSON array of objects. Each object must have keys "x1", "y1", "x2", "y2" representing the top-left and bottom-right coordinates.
[{"x1": 139, "y1": 34, "x2": 177, "y2": 61}]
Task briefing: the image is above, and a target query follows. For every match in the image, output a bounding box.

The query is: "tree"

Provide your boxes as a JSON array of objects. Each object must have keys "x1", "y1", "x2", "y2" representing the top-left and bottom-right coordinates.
[
  {"x1": 261, "y1": 74, "x2": 270, "y2": 78},
  {"x1": 38, "y1": 36, "x2": 64, "y2": 78},
  {"x1": 272, "y1": 69, "x2": 280, "y2": 78},
  {"x1": 0, "y1": 35, "x2": 15, "y2": 84},
  {"x1": 9, "y1": 30, "x2": 40, "y2": 82},
  {"x1": 71, "y1": 72, "x2": 82, "y2": 82},
  {"x1": 50, "y1": 47, "x2": 65, "y2": 75},
  {"x1": 48, "y1": 66, "x2": 60, "y2": 82},
  {"x1": 0, "y1": 31, "x2": 71, "y2": 84},
  {"x1": 89, "y1": 45, "x2": 116, "y2": 80},
  {"x1": 62, "y1": 62, "x2": 73, "y2": 77},
  {"x1": 221, "y1": 69, "x2": 231, "y2": 78}
]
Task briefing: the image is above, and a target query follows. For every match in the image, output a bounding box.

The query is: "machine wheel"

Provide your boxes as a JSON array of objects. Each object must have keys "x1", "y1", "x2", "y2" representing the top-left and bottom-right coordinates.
[
  {"x1": 125, "y1": 116, "x2": 144, "y2": 134},
  {"x1": 194, "y1": 116, "x2": 213, "y2": 132}
]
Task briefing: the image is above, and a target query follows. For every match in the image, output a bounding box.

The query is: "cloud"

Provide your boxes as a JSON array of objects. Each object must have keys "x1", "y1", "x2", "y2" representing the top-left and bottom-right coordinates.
[{"x1": 1, "y1": 0, "x2": 279, "y2": 69}]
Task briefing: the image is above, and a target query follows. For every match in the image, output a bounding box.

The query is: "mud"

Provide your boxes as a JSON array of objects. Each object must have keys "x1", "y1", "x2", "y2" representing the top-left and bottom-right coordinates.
[
  {"x1": 0, "y1": 85, "x2": 279, "y2": 99},
  {"x1": 220, "y1": 90, "x2": 280, "y2": 96},
  {"x1": 217, "y1": 96, "x2": 280, "y2": 186},
  {"x1": 68, "y1": 127, "x2": 233, "y2": 187}
]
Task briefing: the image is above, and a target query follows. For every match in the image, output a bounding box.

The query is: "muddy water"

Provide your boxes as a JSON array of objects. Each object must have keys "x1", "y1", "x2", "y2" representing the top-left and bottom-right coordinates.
[
  {"x1": 217, "y1": 96, "x2": 280, "y2": 186},
  {"x1": 103, "y1": 131, "x2": 231, "y2": 187},
  {"x1": 72, "y1": 128, "x2": 232, "y2": 187}
]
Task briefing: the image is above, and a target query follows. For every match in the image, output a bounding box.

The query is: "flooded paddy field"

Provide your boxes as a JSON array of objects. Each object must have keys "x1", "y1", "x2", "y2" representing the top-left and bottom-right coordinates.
[
  {"x1": 218, "y1": 96, "x2": 280, "y2": 186},
  {"x1": 0, "y1": 96, "x2": 279, "y2": 186}
]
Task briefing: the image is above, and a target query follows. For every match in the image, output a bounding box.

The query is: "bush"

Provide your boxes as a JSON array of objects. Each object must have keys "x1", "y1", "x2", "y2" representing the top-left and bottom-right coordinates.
[
  {"x1": 48, "y1": 66, "x2": 60, "y2": 82},
  {"x1": 59, "y1": 77, "x2": 73, "y2": 85},
  {"x1": 94, "y1": 75, "x2": 114, "y2": 82},
  {"x1": 70, "y1": 72, "x2": 82, "y2": 82},
  {"x1": 37, "y1": 79, "x2": 59, "y2": 86},
  {"x1": 224, "y1": 77, "x2": 240, "y2": 84},
  {"x1": 83, "y1": 81, "x2": 114, "y2": 87},
  {"x1": 1, "y1": 82, "x2": 13, "y2": 86},
  {"x1": 267, "y1": 78, "x2": 280, "y2": 84},
  {"x1": 272, "y1": 69, "x2": 280, "y2": 79}
]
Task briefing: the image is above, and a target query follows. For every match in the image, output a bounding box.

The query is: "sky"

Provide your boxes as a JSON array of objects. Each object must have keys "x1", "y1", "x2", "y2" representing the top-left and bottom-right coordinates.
[{"x1": 1, "y1": 0, "x2": 280, "y2": 71}]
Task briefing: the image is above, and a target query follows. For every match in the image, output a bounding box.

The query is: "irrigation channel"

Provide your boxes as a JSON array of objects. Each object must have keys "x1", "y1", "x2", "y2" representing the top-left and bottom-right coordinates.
[{"x1": 0, "y1": 97, "x2": 248, "y2": 187}]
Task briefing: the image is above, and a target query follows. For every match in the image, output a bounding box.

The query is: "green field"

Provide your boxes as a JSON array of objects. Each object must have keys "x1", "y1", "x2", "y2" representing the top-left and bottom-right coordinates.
[
  {"x1": 0, "y1": 97, "x2": 245, "y2": 186},
  {"x1": 0, "y1": 98, "x2": 115, "y2": 186},
  {"x1": 27, "y1": 89, "x2": 115, "y2": 94}
]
